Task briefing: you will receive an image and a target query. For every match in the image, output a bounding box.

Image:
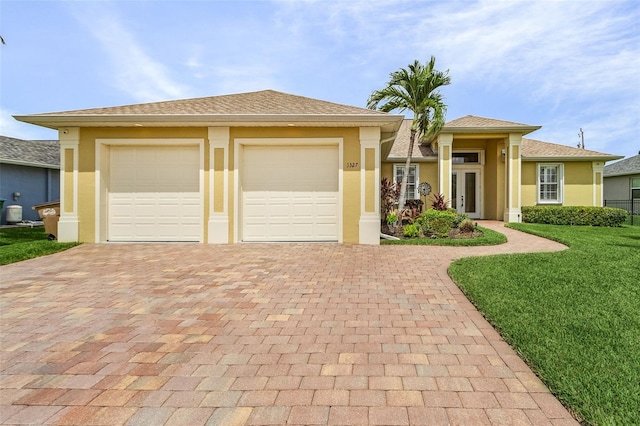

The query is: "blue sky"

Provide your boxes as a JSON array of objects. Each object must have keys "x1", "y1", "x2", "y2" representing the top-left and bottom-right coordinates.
[{"x1": 1, "y1": 0, "x2": 639, "y2": 159}]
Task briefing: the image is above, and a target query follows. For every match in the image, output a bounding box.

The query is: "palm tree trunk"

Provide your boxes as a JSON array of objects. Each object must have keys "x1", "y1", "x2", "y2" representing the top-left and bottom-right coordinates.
[{"x1": 397, "y1": 129, "x2": 416, "y2": 214}]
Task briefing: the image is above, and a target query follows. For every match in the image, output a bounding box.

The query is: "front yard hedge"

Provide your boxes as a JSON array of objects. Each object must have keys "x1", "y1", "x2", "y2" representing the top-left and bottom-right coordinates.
[{"x1": 521, "y1": 205, "x2": 628, "y2": 227}]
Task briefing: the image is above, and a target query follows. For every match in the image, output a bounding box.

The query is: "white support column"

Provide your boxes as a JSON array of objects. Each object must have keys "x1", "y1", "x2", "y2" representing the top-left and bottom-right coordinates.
[
  {"x1": 503, "y1": 133, "x2": 522, "y2": 222},
  {"x1": 58, "y1": 128, "x2": 79, "y2": 242},
  {"x1": 208, "y1": 127, "x2": 230, "y2": 243},
  {"x1": 592, "y1": 161, "x2": 604, "y2": 207},
  {"x1": 437, "y1": 133, "x2": 453, "y2": 203},
  {"x1": 359, "y1": 127, "x2": 381, "y2": 245}
]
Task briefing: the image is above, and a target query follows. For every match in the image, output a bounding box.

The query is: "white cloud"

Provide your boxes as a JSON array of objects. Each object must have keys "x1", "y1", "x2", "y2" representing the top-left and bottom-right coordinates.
[
  {"x1": 0, "y1": 108, "x2": 58, "y2": 140},
  {"x1": 67, "y1": 2, "x2": 190, "y2": 102}
]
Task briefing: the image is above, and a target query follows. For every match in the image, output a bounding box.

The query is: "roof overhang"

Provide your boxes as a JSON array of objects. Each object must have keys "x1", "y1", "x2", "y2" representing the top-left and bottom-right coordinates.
[
  {"x1": 441, "y1": 125, "x2": 541, "y2": 136},
  {"x1": 522, "y1": 155, "x2": 624, "y2": 162},
  {"x1": 0, "y1": 158, "x2": 60, "y2": 169},
  {"x1": 13, "y1": 113, "x2": 405, "y2": 134}
]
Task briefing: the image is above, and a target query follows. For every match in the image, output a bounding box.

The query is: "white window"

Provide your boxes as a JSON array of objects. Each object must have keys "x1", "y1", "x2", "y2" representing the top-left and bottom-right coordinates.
[
  {"x1": 394, "y1": 164, "x2": 419, "y2": 200},
  {"x1": 537, "y1": 163, "x2": 564, "y2": 204},
  {"x1": 632, "y1": 177, "x2": 640, "y2": 199}
]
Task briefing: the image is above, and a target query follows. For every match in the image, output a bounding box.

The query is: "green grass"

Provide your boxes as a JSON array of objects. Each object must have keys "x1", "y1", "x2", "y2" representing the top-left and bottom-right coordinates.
[
  {"x1": 0, "y1": 226, "x2": 78, "y2": 265},
  {"x1": 449, "y1": 224, "x2": 640, "y2": 425},
  {"x1": 381, "y1": 225, "x2": 507, "y2": 246}
]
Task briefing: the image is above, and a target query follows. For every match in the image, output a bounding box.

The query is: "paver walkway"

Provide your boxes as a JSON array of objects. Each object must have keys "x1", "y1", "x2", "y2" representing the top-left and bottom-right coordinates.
[{"x1": 0, "y1": 221, "x2": 578, "y2": 425}]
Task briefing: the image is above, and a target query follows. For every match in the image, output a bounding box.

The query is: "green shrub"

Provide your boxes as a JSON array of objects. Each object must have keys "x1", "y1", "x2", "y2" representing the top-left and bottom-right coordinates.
[
  {"x1": 403, "y1": 223, "x2": 421, "y2": 238},
  {"x1": 521, "y1": 205, "x2": 628, "y2": 227},
  {"x1": 452, "y1": 211, "x2": 469, "y2": 228},
  {"x1": 459, "y1": 218, "x2": 475, "y2": 233},
  {"x1": 416, "y1": 209, "x2": 456, "y2": 237}
]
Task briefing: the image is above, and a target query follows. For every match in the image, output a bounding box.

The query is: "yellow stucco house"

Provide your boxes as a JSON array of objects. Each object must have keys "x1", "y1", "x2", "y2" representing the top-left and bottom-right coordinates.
[{"x1": 15, "y1": 90, "x2": 621, "y2": 245}]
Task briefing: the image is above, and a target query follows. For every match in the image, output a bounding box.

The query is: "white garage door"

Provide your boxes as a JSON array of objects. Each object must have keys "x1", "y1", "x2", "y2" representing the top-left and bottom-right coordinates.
[
  {"x1": 109, "y1": 146, "x2": 201, "y2": 242},
  {"x1": 242, "y1": 145, "x2": 339, "y2": 242}
]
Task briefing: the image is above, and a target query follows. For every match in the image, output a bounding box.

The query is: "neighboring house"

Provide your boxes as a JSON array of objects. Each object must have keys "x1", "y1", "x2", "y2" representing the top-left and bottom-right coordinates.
[
  {"x1": 603, "y1": 153, "x2": 640, "y2": 201},
  {"x1": 0, "y1": 135, "x2": 60, "y2": 224},
  {"x1": 14, "y1": 90, "x2": 621, "y2": 244},
  {"x1": 383, "y1": 117, "x2": 622, "y2": 221}
]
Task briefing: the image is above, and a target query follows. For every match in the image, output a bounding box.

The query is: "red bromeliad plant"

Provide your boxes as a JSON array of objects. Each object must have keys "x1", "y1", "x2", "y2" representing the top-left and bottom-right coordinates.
[{"x1": 430, "y1": 193, "x2": 449, "y2": 211}]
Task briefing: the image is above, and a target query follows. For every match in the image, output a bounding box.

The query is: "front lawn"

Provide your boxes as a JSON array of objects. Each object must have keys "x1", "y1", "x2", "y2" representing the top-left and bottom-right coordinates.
[
  {"x1": 449, "y1": 224, "x2": 640, "y2": 425},
  {"x1": 0, "y1": 226, "x2": 78, "y2": 265}
]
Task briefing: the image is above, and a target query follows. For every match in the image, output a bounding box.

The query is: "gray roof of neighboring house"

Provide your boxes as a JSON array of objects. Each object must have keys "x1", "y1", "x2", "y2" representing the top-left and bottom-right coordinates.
[
  {"x1": 603, "y1": 154, "x2": 640, "y2": 177},
  {"x1": 0, "y1": 135, "x2": 60, "y2": 168},
  {"x1": 387, "y1": 118, "x2": 621, "y2": 161}
]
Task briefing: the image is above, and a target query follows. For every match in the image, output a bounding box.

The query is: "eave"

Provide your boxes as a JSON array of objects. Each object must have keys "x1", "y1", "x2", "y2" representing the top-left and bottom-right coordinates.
[
  {"x1": 13, "y1": 113, "x2": 404, "y2": 133},
  {"x1": 522, "y1": 155, "x2": 624, "y2": 162},
  {"x1": 441, "y1": 126, "x2": 541, "y2": 136}
]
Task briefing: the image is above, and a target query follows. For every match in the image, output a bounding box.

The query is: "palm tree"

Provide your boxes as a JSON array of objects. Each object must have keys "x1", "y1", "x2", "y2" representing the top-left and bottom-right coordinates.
[{"x1": 367, "y1": 57, "x2": 451, "y2": 213}]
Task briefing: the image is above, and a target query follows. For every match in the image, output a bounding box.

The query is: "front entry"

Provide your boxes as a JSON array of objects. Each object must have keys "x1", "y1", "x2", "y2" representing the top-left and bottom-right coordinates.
[{"x1": 452, "y1": 168, "x2": 481, "y2": 219}]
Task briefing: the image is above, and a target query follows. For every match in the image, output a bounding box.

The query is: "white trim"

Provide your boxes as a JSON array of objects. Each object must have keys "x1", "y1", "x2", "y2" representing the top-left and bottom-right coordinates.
[
  {"x1": 592, "y1": 162, "x2": 604, "y2": 207},
  {"x1": 437, "y1": 133, "x2": 453, "y2": 201},
  {"x1": 234, "y1": 138, "x2": 343, "y2": 243},
  {"x1": 58, "y1": 128, "x2": 79, "y2": 242},
  {"x1": 95, "y1": 138, "x2": 205, "y2": 243},
  {"x1": 359, "y1": 127, "x2": 381, "y2": 245},
  {"x1": 536, "y1": 163, "x2": 564, "y2": 204},
  {"x1": 393, "y1": 164, "x2": 420, "y2": 200},
  {"x1": 452, "y1": 166, "x2": 483, "y2": 219},
  {"x1": 208, "y1": 128, "x2": 230, "y2": 243}
]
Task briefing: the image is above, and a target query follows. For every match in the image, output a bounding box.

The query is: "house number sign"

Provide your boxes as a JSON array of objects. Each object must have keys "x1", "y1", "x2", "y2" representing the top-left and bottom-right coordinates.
[{"x1": 346, "y1": 162, "x2": 359, "y2": 169}]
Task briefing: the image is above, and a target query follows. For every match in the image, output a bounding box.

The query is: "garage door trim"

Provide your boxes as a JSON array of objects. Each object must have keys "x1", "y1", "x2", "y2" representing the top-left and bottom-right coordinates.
[
  {"x1": 234, "y1": 138, "x2": 343, "y2": 243},
  {"x1": 95, "y1": 138, "x2": 205, "y2": 243}
]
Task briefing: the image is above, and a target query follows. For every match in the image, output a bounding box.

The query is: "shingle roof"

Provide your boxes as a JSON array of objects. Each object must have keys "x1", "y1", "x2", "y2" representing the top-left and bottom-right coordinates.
[
  {"x1": 0, "y1": 136, "x2": 59, "y2": 168},
  {"x1": 26, "y1": 90, "x2": 390, "y2": 117},
  {"x1": 387, "y1": 120, "x2": 437, "y2": 159},
  {"x1": 603, "y1": 154, "x2": 640, "y2": 177},
  {"x1": 443, "y1": 115, "x2": 535, "y2": 129},
  {"x1": 386, "y1": 119, "x2": 620, "y2": 161},
  {"x1": 521, "y1": 138, "x2": 619, "y2": 160}
]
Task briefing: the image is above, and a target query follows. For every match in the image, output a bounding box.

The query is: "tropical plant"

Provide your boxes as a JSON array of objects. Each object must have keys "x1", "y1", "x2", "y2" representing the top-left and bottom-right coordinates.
[
  {"x1": 368, "y1": 57, "x2": 451, "y2": 211},
  {"x1": 380, "y1": 177, "x2": 400, "y2": 219},
  {"x1": 386, "y1": 212, "x2": 398, "y2": 225},
  {"x1": 430, "y1": 193, "x2": 449, "y2": 211},
  {"x1": 459, "y1": 218, "x2": 475, "y2": 233},
  {"x1": 403, "y1": 223, "x2": 421, "y2": 238},
  {"x1": 416, "y1": 208, "x2": 456, "y2": 238}
]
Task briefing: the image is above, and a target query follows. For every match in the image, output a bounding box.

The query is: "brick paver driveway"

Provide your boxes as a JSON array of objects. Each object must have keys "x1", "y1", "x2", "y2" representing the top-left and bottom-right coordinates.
[{"x1": 0, "y1": 222, "x2": 577, "y2": 425}]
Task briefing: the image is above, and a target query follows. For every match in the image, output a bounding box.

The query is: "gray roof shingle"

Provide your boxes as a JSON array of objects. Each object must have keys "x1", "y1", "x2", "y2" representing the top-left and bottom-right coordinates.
[
  {"x1": 0, "y1": 136, "x2": 60, "y2": 168},
  {"x1": 603, "y1": 154, "x2": 640, "y2": 176}
]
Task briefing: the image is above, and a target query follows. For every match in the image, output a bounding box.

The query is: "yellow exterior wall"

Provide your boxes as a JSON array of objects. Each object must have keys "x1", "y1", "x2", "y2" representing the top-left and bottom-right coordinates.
[
  {"x1": 365, "y1": 148, "x2": 375, "y2": 213},
  {"x1": 564, "y1": 162, "x2": 594, "y2": 205},
  {"x1": 63, "y1": 149, "x2": 74, "y2": 214},
  {"x1": 522, "y1": 161, "x2": 596, "y2": 206}
]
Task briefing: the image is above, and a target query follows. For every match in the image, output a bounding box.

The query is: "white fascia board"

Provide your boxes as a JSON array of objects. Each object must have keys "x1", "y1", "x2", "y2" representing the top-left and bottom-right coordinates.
[
  {"x1": 442, "y1": 126, "x2": 542, "y2": 135},
  {"x1": 522, "y1": 155, "x2": 624, "y2": 162},
  {"x1": 14, "y1": 113, "x2": 404, "y2": 132}
]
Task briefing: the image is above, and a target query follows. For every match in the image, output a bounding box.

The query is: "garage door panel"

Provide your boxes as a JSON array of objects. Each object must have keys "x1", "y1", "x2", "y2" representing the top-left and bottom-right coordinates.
[
  {"x1": 242, "y1": 145, "x2": 338, "y2": 242},
  {"x1": 108, "y1": 146, "x2": 201, "y2": 242}
]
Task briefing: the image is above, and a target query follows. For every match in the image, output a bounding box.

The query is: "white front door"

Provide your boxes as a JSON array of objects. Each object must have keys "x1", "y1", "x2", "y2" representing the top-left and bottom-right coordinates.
[{"x1": 452, "y1": 169, "x2": 481, "y2": 219}]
